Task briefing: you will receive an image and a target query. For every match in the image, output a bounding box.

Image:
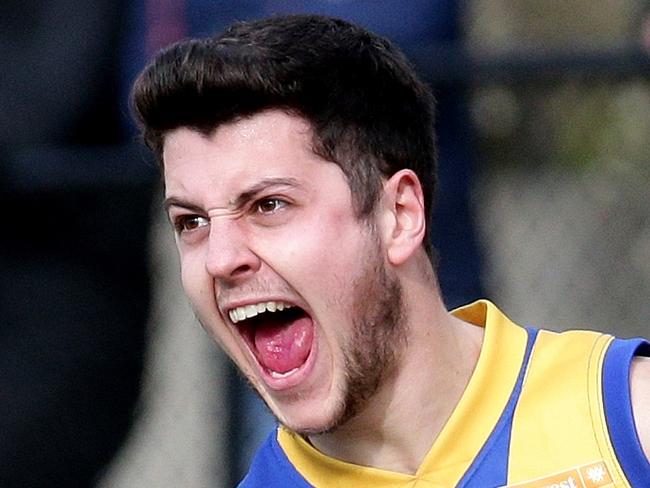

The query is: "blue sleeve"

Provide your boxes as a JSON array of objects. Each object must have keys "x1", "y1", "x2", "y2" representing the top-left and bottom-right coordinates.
[
  {"x1": 238, "y1": 429, "x2": 314, "y2": 488},
  {"x1": 602, "y1": 337, "x2": 650, "y2": 487}
]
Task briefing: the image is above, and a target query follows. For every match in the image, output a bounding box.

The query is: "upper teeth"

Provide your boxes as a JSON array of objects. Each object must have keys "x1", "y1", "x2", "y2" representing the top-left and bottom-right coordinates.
[{"x1": 228, "y1": 301, "x2": 294, "y2": 324}]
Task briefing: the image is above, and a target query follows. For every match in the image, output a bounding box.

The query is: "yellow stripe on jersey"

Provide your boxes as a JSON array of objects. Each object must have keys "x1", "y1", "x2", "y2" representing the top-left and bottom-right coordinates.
[
  {"x1": 420, "y1": 301, "x2": 528, "y2": 485},
  {"x1": 507, "y1": 329, "x2": 629, "y2": 487}
]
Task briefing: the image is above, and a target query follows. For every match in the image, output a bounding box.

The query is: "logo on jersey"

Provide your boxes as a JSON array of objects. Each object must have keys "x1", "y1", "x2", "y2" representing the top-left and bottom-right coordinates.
[{"x1": 505, "y1": 461, "x2": 613, "y2": 488}]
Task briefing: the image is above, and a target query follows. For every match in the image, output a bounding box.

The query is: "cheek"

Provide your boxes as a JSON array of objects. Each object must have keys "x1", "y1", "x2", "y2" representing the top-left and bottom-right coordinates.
[
  {"x1": 264, "y1": 216, "x2": 363, "y2": 283},
  {"x1": 179, "y1": 249, "x2": 213, "y2": 308},
  {"x1": 270, "y1": 218, "x2": 370, "y2": 312},
  {"x1": 179, "y1": 250, "x2": 240, "y2": 349}
]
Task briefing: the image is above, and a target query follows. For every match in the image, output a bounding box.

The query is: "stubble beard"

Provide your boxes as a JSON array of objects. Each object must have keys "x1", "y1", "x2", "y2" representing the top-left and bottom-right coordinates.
[
  {"x1": 297, "y1": 236, "x2": 408, "y2": 436},
  {"x1": 218, "y1": 232, "x2": 408, "y2": 437}
]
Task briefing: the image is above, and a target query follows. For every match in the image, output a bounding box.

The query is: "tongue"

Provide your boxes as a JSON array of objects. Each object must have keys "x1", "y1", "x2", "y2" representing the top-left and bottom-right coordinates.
[{"x1": 253, "y1": 315, "x2": 313, "y2": 374}]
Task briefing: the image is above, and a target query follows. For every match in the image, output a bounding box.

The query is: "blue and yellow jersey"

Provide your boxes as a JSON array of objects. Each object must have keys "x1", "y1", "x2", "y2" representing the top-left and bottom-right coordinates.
[{"x1": 239, "y1": 301, "x2": 650, "y2": 487}]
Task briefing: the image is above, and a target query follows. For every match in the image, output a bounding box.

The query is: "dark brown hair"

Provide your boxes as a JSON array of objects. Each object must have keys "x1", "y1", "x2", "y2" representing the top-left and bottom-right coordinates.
[{"x1": 132, "y1": 14, "x2": 437, "y2": 258}]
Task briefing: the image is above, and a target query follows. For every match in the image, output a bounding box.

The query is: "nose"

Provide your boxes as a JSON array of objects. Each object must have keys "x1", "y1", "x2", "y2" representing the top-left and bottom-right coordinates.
[{"x1": 205, "y1": 218, "x2": 261, "y2": 283}]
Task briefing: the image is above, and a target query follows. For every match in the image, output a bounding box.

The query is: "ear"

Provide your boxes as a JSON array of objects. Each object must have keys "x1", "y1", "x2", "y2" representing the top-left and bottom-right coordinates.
[{"x1": 381, "y1": 170, "x2": 427, "y2": 266}]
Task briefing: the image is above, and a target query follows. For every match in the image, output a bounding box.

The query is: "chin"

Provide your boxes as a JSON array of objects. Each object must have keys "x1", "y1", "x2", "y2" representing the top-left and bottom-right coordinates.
[{"x1": 273, "y1": 395, "x2": 346, "y2": 436}]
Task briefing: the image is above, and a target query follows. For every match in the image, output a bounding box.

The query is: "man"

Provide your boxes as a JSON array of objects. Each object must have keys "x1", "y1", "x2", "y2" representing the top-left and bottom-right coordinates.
[{"x1": 132, "y1": 15, "x2": 650, "y2": 487}]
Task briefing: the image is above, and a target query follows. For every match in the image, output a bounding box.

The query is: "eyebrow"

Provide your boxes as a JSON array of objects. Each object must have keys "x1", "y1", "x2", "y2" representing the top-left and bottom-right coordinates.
[{"x1": 163, "y1": 177, "x2": 303, "y2": 214}]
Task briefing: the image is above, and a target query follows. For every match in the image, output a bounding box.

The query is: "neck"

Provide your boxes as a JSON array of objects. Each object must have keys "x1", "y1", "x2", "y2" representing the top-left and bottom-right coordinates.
[{"x1": 308, "y1": 280, "x2": 483, "y2": 474}]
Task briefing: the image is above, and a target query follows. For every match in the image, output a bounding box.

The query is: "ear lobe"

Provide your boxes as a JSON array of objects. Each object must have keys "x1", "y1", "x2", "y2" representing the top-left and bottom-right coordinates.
[{"x1": 383, "y1": 170, "x2": 427, "y2": 266}]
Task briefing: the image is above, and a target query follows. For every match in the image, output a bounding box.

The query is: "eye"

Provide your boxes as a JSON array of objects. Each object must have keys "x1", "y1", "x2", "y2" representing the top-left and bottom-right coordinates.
[
  {"x1": 256, "y1": 198, "x2": 287, "y2": 215},
  {"x1": 174, "y1": 215, "x2": 209, "y2": 233}
]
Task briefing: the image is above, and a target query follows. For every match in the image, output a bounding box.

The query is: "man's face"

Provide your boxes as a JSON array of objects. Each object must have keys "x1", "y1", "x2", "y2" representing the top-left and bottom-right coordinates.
[{"x1": 163, "y1": 110, "x2": 405, "y2": 433}]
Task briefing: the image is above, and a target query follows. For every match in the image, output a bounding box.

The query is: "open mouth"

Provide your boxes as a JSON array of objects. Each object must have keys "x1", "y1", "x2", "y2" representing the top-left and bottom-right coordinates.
[{"x1": 229, "y1": 301, "x2": 314, "y2": 379}]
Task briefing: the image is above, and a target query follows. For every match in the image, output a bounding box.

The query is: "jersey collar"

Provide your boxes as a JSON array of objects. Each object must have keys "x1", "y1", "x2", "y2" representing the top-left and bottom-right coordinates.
[{"x1": 277, "y1": 300, "x2": 529, "y2": 487}]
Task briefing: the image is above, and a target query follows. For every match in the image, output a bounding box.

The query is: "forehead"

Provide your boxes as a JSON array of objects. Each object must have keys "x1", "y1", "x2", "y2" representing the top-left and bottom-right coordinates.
[
  {"x1": 163, "y1": 110, "x2": 313, "y2": 172},
  {"x1": 162, "y1": 110, "x2": 346, "y2": 207}
]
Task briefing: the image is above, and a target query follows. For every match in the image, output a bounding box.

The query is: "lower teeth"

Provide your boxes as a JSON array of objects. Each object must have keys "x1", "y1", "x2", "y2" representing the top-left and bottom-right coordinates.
[{"x1": 269, "y1": 367, "x2": 299, "y2": 379}]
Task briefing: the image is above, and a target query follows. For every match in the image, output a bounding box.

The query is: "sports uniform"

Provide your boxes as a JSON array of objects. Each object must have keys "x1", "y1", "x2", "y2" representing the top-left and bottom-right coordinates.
[
  {"x1": 239, "y1": 301, "x2": 650, "y2": 488},
  {"x1": 240, "y1": 301, "x2": 650, "y2": 488}
]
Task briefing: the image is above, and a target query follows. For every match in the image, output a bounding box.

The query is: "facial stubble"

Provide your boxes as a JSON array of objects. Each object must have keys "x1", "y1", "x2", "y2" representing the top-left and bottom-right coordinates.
[
  {"x1": 295, "y1": 232, "x2": 407, "y2": 436},
  {"x1": 217, "y1": 231, "x2": 408, "y2": 436}
]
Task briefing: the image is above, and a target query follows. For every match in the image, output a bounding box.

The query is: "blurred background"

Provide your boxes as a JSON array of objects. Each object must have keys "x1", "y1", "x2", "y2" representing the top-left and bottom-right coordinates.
[{"x1": 1, "y1": 1, "x2": 648, "y2": 487}]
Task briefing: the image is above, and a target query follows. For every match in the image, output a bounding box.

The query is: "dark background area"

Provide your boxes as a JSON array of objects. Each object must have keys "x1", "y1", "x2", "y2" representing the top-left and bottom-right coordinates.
[{"x1": 1, "y1": 1, "x2": 155, "y2": 486}]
